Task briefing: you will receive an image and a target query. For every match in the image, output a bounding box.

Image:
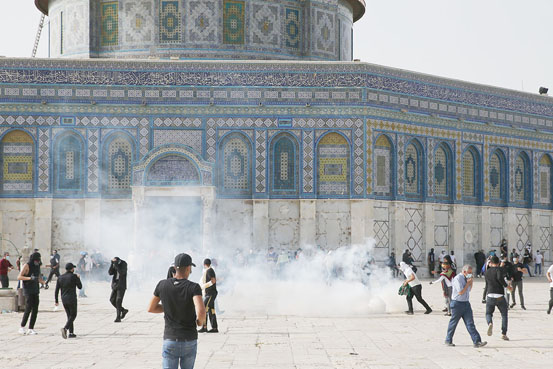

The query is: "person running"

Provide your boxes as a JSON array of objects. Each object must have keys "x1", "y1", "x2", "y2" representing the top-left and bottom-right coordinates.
[
  {"x1": 199, "y1": 258, "x2": 218, "y2": 333},
  {"x1": 109, "y1": 257, "x2": 128, "y2": 322},
  {"x1": 0, "y1": 252, "x2": 14, "y2": 288},
  {"x1": 45, "y1": 250, "x2": 61, "y2": 289},
  {"x1": 534, "y1": 250, "x2": 543, "y2": 276},
  {"x1": 510, "y1": 257, "x2": 526, "y2": 310},
  {"x1": 474, "y1": 250, "x2": 486, "y2": 278},
  {"x1": 427, "y1": 248, "x2": 436, "y2": 277},
  {"x1": 500, "y1": 253, "x2": 514, "y2": 308},
  {"x1": 148, "y1": 253, "x2": 205, "y2": 369},
  {"x1": 17, "y1": 252, "x2": 45, "y2": 335},
  {"x1": 547, "y1": 263, "x2": 553, "y2": 314},
  {"x1": 55, "y1": 263, "x2": 82, "y2": 339},
  {"x1": 444, "y1": 265, "x2": 487, "y2": 348},
  {"x1": 430, "y1": 261, "x2": 455, "y2": 316},
  {"x1": 484, "y1": 256, "x2": 511, "y2": 341},
  {"x1": 399, "y1": 261, "x2": 432, "y2": 315}
]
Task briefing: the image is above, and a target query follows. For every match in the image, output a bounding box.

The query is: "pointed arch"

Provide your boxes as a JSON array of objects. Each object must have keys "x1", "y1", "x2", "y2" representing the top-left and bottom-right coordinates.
[
  {"x1": 373, "y1": 134, "x2": 394, "y2": 197},
  {"x1": 462, "y1": 146, "x2": 481, "y2": 202},
  {"x1": 269, "y1": 132, "x2": 299, "y2": 196},
  {"x1": 101, "y1": 131, "x2": 136, "y2": 196},
  {"x1": 514, "y1": 151, "x2": 531, "y2": 205},
  {"x1": 317, "y1": 132, "x2": 350, "y2": 197},
  {"x1": 0, "y1": 129, "x2": 35, "y2": 194},
  {"x1": 434, "y1": 142, "x2": 453, "y2": 200},
  {"x1": 489, "y1": 148, "x2": 507, "y2": 204},
  {"x1": 539, "y1": 154, "x2": 553, "y2": 206},
  {"x1": 54, "y1": 131, "x2": 85, "y2": 194},
  {"x1": 404, "y1": 139, "x2": 424, "y2": 199},
  {"x1": 218, "y1": 132, "x2": 252, "y2": 197}
]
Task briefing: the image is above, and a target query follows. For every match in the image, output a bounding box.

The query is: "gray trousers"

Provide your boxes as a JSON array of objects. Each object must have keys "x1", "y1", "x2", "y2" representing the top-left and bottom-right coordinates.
[{"x1": 511, "y1": 281, "x2": 525, "y2": 307}]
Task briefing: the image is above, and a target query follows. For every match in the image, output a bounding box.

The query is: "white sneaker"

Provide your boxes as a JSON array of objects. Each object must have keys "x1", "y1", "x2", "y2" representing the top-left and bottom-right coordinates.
[
  {"x1": 27, "y1": 329, "x2": 37, "y2": 335},
  {"x1": 18, "y1": 327, "x2": 26, "y2": 335}
]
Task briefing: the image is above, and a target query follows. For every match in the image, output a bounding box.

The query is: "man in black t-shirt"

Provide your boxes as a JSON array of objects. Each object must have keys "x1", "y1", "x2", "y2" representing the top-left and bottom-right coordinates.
[
  {"x1": 45, "y1": 250, "x2": 61, "y2": 289},
  {"x1": 55, "y1": 263, "x2": 82, "y2": 338},
  {"x1": 199, "y1": 258, "x2": 218, "y2": 333},
  {"x1": 148, "y1": 253, "x2": 205, "y2": 369},
  {"x1": 510, "y1": 257, "x2": 527, "y2": 310}
]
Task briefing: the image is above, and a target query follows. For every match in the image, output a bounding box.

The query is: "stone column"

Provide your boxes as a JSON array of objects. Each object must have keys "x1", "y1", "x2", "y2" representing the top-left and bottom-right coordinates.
[
  {"x1": 481, "y1": 206, "x2": 491, "y2": 255},
  {"x1": 252, "y1": 200, "x2": 269, "y2": 250},
  {"x1": 350, "y1": 200, "x2": 366, "y2": 245},
  {"x1": 451, "y1": 204, "x2": 464, "y2": 266},
  {"x1": 299, "y1": 200, "x2": 316, "y2": 248},
  {"x1": 33, "y1": 198, "x2": 52, "y2": 256},
  {"x1": 423, "y1": 203, "x2": 435, "y2": 274},
  {"x1": 84, "y1": 199, "x2": 101, "y2": 252}
]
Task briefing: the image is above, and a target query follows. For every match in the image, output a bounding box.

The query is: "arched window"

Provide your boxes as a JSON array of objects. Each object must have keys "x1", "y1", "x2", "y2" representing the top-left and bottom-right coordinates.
[
  {"x1": 219, "y1": 132, "x2": 252, "y2": 196},
  {"x1": 54, "y1": 133, "x2": 84, "y2": 193},
  {"x1": 373, "y1": 135, "x2": 392, "y2": 196},
  {"x1": 270, "y1": 133, "x2": 298, "y2": 196},
  {"x1": 514, "y1": 152, "x2": 531, "y2": 204},
  {"x1": 102, "y1": 133, "x2": 134, "y2": 195},
  {"x1": 0, "y1": 130, "x2": 34, "y2": 194},
  {"x1": 434, "y1": 143, "x2": 452, "y2": 199},
  {"x1": 462, "y1": 146, "x2": 481, "y2": 201},
  {"x1": 146, "y1": 155, "x2": 200, "y2": 186},
  {"x1": 539, "y1": 155, "x2": 552, "y2": 205},
  {"x1": 405, "y1": 140, "x2": 423, "y2": 198},
  {"x1": 317, "y1": 132, "x2": 350, "y2": 196},
  {"x1": 489, "y1": 149, "x2": 507, "y2": 203}
]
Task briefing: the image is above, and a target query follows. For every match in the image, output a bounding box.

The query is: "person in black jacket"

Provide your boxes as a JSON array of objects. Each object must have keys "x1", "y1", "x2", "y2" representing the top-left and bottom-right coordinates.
[
  {"x1": 17, "y1": 252, "x2": 45, "y2": 335},
  {"x1": 109, "y1": 257, "x2": 128, "y2": 322},
  {"x1": 45, "y1": 250, "x2": 61, "y2": 289},
  {"x1": 474, "y1": 250, "x2": 486, "y2": 278},
  {"x1": 484, "y1": 256, "x2": 512, "y2": 341},
  {"x1": 55, "y1": 263, "x2": 82, "y2": 339}
]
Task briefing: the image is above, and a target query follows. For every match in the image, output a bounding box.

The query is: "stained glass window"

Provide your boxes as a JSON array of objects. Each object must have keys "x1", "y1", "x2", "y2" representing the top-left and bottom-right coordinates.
[
  {"x1": 539, "y1": 155, "x2": 551, "y2": 204},
  {"x1": 272, "y1": 134, "x2": 297, "y2": 193},
  {"x1": 463, "y1": 150, "x2": 475, "y2": 198},
  {"x1": 514, "y1": 154, "x2": 526, "y2": 202},
  {"x1": 0, "y1": 130, "x2": 34, "y2": 194},
  {"x1": 405, "y1": 143, "x2": 419, "y2": 195},
  {"x1": 55, "y1": 134, "x2": 83, "y2": 192},
  {"x1": 220, "y1": 132, "x2": 252, "y2": 196},
  {"x1": 489, "y1": 151, "x2": 502, "y2": 200},
  {"x1": 317, "y1": 133, "x2": 349, "y2": 196},
  {"x1": 102, "y1": 134, "x2": 133, "y2": 194},
  {"x1": 374, "y1": 135, "x2": 392, "y2": 196}
]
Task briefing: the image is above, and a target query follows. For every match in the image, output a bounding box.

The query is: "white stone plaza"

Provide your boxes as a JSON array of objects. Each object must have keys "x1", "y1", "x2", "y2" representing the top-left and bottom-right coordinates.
[{"x1": 1, "y1": 278, "x2": 552, "y2": 369}]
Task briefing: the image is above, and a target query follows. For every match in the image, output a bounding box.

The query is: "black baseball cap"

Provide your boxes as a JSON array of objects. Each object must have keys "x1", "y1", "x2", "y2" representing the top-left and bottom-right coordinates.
[
  {"x1": 65, "y1": 262, "x2": 76, "y2": 270},
  {"x1": 174, "y1": 253, "x2": 196, "y2": 268}
]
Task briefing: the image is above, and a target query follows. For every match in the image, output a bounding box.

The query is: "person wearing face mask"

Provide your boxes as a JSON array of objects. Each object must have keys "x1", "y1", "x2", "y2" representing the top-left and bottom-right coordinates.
[
  {"x1": 45, "y1": 250, "x2": 61, "y2": 290},
  {"x1": 444, "y1": 265, "x2": 487, "y2": 348},
  {"x1": 0, "y1": 252, "x2": 14, "y2": 288},
  {"x1": 17, "y1": 252, "x2": 45, "y2": 335},
  {"x1": 510, "y1": 257, "x2": 527, "y2": 310}
]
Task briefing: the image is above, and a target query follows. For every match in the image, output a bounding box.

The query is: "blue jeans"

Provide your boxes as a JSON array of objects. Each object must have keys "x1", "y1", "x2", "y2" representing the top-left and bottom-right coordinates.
[
  {"x1": 445, "y1": 300, "x2": 482, "y2": 344},
  {"x1": 535, "y1": 263, "x2": 542, "y2": 275},
  {"x1": 486, "y1": 296, "x2": 508, "y2": 335},
  {"x1": 162, "y1": 340, "x2": 197, "y2": 369}
]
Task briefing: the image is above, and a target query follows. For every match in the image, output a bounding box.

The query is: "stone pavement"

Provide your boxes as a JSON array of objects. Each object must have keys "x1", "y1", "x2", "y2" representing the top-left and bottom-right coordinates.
[{"x1": 1, "y1": 278, "x2": 552, "y2": 369}]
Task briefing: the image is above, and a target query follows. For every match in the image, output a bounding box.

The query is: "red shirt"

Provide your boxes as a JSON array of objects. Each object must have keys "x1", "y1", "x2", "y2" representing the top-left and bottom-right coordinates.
[{"x1": 0, "y1": 258, "x2": 13, "y2": 275}]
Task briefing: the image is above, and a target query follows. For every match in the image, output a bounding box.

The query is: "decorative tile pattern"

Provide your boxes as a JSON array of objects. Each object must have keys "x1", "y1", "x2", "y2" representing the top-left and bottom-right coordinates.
[
  {"x1": 146, "y1": 155, "x2": 200, "y2": 185},
  {"x1": 339, "y1": 18, "x2": 352, "y2": 61},
  {"x1": 373, "y1": 135, "x2": 391, "y2": 196},
  {"x1": 187, "y1": 0, "x2": 218, "y2": 44},
  {"x1": 434, "y1": 210, "x2": 449, "y2": 248},
  {"x1": 284, "y1": 7, "x2": 300, "y2": 50},
  {"x1": 160, "y1": 1, "x2": 181, "y2": 43},
  {"x1": 489, "y1": 150, "x2": 504, "y2": 201},
  {"x1": 353, "y1": 125, "x2": 364, "y2": 195},
  {"x1": 153, "y1": 130, "x2": 203, "y2": 153},
  {"x1": 55, "y1": 134, "x2": 83, "y2": 192},
  {"x1": 374, "y1": 205, "x2": 390, "y2": 249},
  {"x1": 538, "y1": 215, "x2": 551, "y2": 259},
  {"x1": 313, "y1": 8, "x2": 335, "y2": 55},
  {"x1": 271, "y1": 133, "x2": 298, "y2": 194},
  {"x1": 405, "y1": 207, "x2": 423, "y2": 262},
  {"x1": 138, "y1": 118, "x2": 150, "y2": 158},
  {"x1": 490, "y1": 212, "x2": 503, "y2": 247},
  {"x1": 122, "y1": 0, "x2": 154, "y2": 44},
  {"x1": 303, "y1": 130, "x2": 314, "y2": 193},
  {"x1": 317, "y1": 132, "x2": 349, "y2": 196},
  {"x1": 255, "y1": 130, "x2": 267, "y2": 193},
  {"x1": 87, "y1": 129, "x2": 99, "y2": 192},
  {"x1": 463, "y1": 149, "x2": 476, "y2": 198},
  {"x1": 427, "y1": 138, "x2": 435, "y2": 198},
  {"x1": 104, "y1": 135, "x2": 133, "y2": 193},
  {"x1": 38, "y1": 128, "x2": 50, "y2": 192},
  {"x1": 1, "y1": 130, "x2": 34, "y2": 193},
  {"x1": 405, "y1": 143, "x2": 420, "y2": 195},
  {"x1": 250, "y1": 2, "x2": 279, "y2": 47},
  {"x1": 515, "y1": 213, "x2": 530, "y2": 252},
  {"x1": 223, "y1": 0, "x2": 245, "y2": 45},
  {"x1": 396, "y1": 135, "x2": 405, "y2": 196},
  {"x1": 220, "y1": 132, "x2": 252, "y2": 196},
  {"x1": 434, "y1": 145, "x2": 447, "y2": 197},
  {"x1": 101, "y1": 2, "x2": 119, "y2": 46},
  {"x1": 539, "y1": 155, "x2": 551, "y2": 204},
  {"x1": 514, "y1": 154, "x2": 528, "y2": 202}
]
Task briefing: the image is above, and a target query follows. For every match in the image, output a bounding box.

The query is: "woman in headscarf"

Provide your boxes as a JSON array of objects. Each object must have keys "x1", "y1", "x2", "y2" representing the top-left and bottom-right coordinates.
[{"x1": 17, "y1": 252, "x2": 45, "y2": 335}]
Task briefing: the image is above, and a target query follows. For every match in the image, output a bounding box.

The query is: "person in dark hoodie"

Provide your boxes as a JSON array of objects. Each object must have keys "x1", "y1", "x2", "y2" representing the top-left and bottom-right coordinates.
[
  {"x1": 17, "y1": 252, "x2": 45, "y2": 335},
  {"x1": 109, "y1": 257, "x2": 128, "y2": 322},
  {"x1": 55, "y1": 262, "x2": 82, "y2": 339},
  {"x1": 484, "y1": 255, "x2": 512, "y2": 341}
]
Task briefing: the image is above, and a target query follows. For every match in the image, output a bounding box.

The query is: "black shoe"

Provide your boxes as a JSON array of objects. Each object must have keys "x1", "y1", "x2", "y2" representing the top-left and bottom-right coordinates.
[
  {"x1": 510, "y1": 303, "x2": 516, "y2": 308},
  {"x1": 61, "y1": 328, "x2": 67, "y2": 339},
  {"x1": 474, "y1": 341, "x2": 487, "y2": 348},
  {"x1": 521, "y1": 306, "x2": 526, "y2": 310},
  {"x1": 444, "y1": 342, "x2": 455, "y2": 347},
  {"x1": 424, "y1": 309, "x2": 432, "y2": 314},
  {"x1": 547, "y1": 309, "x2": 551, "y2": 315},
  {"x1": 68, "y1": 333, "x2": 77, "y2": 338},
  {"x1": 114, "y1": 318, "x2": 121, "y2": 323},
  {"x1": 405, "y1": 311, "x2": 414, "y2": 315},
  {"x1": 198, "y1": 327, "x2": 208, "y2": 333},
  {"x1": 208, "y1": 328, "x2": 219, "y2": 333},
  {"x1": 120, "y1": 309, "x2": 129, "y2": 320},
  {"x1": 44, "y1": 284, "x2": 49, "y2": 290},
  {"x1": 482, "y1": 299, "x2": 486, "y2": 304}
]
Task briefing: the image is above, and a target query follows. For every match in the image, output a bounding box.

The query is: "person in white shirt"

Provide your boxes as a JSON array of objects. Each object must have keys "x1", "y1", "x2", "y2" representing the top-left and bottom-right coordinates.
[
  {"x1": 399, "y1": 261, "x2": 432, "y2": 315},
  {"x1": 534, "y1": 251, "x2": 543, "y2": 276},
  {"x1": 430, "y1": 261, "x2": 455, "y2": 316},
  {"x1": 547, "y1": 264, "x2": 553, "y2": 314}
]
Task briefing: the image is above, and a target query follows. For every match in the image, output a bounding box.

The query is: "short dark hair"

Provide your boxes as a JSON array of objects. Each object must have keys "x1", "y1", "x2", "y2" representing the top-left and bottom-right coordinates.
[
  {"x1": 204, "y1": 258, "x2": 211, "y2": 266},
  {"x1": 491, "y1": 256, "x2": 500, "y2": 264}
]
